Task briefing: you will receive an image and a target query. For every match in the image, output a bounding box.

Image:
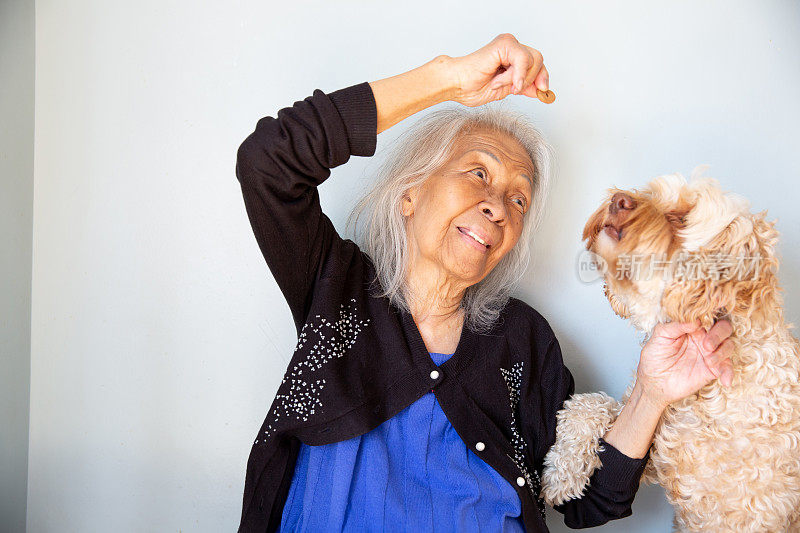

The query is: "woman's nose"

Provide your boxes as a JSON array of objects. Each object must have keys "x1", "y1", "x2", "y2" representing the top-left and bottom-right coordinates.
[
  {"x1": 609, "y1": 192, "x2": 636, "y2": 214},
  {"x1": 480, "y1": 196, "x2": 508, "y2": 221}
]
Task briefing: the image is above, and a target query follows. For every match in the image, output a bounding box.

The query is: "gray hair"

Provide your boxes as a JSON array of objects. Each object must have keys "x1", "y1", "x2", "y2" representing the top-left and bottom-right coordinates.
[{"x1": 345, "y1": 103, "x2": 553, "y2": 334}]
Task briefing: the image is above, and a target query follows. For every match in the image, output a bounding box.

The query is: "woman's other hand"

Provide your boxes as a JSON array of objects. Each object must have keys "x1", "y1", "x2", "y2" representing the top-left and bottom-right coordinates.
[
  {"x1": 446, "y1": 33, "x2": 550, "y2": 107},
  {"x1": 636, "y1": 318, "x2": 735, "y2": 408}
]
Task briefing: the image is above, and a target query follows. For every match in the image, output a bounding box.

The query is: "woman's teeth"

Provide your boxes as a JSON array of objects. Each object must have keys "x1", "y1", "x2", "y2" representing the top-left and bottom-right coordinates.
[{"x1": 460, "y1": 227, "x2": 488, "y2": 247}]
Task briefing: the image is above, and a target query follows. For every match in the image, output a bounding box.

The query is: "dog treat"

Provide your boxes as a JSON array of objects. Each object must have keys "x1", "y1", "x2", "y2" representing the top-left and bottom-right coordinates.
[{"x1": 536, "y1": 89, "x2": 556, "y2": 104}]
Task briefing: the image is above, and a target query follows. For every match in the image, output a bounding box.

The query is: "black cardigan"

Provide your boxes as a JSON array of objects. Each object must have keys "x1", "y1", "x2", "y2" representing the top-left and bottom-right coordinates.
[{"x1": 234, "y1": 80, "x2": 650, "y2": 532}]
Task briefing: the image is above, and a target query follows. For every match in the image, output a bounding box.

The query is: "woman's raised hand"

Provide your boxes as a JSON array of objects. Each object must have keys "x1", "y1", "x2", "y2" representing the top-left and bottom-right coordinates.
[
  {"x1": 447, "y1": 33, "x2": 550, "y2": 108},
  {"x1": 369, "y1": 33, "x2": 550, "y2": 134}
]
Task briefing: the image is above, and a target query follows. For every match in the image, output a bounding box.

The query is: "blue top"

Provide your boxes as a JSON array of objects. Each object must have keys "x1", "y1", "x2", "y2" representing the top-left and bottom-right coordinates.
[{"x1": 279, "y1": 351, "x2": 526, "y2": 532}]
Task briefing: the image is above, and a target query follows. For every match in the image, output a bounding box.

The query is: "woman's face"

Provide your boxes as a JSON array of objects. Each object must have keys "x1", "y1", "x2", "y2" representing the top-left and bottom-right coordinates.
[{"x1": 401, "y1": 128, "x2": 535, "y2": 287}]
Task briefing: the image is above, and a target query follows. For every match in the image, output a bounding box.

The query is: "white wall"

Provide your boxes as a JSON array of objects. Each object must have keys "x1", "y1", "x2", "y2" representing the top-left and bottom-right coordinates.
[
  {"x1": 28, "y1": 1, "x2": 799, "y2": 531},
  {"x1": 1, "y1": 1, "x2": 34, "y2": 531}
]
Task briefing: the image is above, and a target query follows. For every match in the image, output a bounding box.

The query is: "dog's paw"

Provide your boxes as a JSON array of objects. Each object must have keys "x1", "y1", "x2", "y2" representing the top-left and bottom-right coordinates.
[{"x1": 540, "y1": 391, "x2": 624, "y2": 505}]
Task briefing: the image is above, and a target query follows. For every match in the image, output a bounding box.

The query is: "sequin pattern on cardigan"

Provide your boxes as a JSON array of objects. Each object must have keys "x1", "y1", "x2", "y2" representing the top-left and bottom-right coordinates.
[
  {"x1": 256, "y1": 298, "x2": 371, "y2": 441},
  {"x1": 501, "y1": 361, "x2": 547, "y2": 520}
]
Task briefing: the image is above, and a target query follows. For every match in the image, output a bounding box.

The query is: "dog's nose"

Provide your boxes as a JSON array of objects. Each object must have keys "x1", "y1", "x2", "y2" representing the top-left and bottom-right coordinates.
[{"x1": 609, "y1": 192, "x2": 636, "y2": 214}]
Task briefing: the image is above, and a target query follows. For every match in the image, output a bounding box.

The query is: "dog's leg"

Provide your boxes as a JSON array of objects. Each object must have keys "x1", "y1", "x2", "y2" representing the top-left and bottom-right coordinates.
[{"x1": 540, "y1": 391, "x2": 625, "y2": 505}]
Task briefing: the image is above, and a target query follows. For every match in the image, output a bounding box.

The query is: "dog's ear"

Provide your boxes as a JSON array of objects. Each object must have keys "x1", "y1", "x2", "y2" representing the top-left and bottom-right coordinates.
[
  {"x1": 729, "y1": 211, "x2": 781, "y2": 325},
  {"x1": 661, "y1": 211, "x2": 780, "y2": 331},
  {"x1": 582, "y1": 201, "x2": 609, "y2": 248},
  {"x1": 661, "y1": 262, "x2": 724, "y2": 330}
]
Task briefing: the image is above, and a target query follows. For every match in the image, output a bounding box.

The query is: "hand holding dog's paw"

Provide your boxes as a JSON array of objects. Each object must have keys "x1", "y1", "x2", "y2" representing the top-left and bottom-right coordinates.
[{"x1": 637, "y1": 318, "x2": 735, "y2": 407}]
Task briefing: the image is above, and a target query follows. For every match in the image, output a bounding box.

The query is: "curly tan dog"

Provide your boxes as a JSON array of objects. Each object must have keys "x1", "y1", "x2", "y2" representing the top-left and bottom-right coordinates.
[{"x1": 541, "y1": 167, "x2": 800, "y2": 532}]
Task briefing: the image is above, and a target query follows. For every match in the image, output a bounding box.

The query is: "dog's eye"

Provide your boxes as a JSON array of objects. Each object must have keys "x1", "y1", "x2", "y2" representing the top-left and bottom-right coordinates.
[{"x1": 665, "y1": 211, "x2": 689, "y2": 228}]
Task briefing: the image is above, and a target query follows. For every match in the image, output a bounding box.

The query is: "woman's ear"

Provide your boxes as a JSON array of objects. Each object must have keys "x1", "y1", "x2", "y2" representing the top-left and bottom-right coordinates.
[
  {"x1": 401, "y1": 187, "x2": 419, "y2": 217},
  {"x1": 401, "y1": 194, "x2": 413, "y2": 217}
]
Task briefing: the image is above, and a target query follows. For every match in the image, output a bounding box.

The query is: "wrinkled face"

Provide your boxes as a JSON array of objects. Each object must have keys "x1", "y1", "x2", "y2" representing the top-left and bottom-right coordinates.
[
  {"x1": 402, "y1": 128, "x2": 534, "y2": 286},
  {"x1": 582, "y1": 172, "x2": 763, "y2": 331}
]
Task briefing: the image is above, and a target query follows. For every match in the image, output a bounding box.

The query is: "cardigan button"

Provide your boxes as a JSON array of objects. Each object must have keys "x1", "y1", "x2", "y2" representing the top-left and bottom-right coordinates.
[
  {"x1": 475, "y1": 441, "x2": 485, "y2": 452},
  {"x1": 516, "y1": 476, "x2": 526, "y2": 487},
  {"x1": 429, "y1": 370, "x2": 440, "y2": 380}
]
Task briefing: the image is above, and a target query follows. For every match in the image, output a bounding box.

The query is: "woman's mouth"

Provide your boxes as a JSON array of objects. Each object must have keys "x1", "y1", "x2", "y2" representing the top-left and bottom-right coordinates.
[{"x1": 458, "y1": 226, "x2": 489, "y2": 252}]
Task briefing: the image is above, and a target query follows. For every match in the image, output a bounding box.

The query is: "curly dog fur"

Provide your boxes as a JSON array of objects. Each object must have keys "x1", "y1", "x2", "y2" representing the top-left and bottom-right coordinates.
[{"x1": 541, "y1": 167, "x2": 800, "y2": 532}]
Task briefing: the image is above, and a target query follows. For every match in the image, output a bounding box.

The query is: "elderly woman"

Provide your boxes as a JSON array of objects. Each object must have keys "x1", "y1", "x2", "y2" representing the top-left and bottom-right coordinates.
[{"x1": 234, "y1": 33, "x2": 734, "y2": 532}]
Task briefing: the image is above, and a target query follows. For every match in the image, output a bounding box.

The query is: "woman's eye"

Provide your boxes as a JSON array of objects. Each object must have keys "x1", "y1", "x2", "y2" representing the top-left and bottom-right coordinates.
[
  {"x1": 469, "y1": 167, "x2": 525, "y2": 211},
  {"x1": 471, "y1": 168, "x2": 487, "y2": 180}
]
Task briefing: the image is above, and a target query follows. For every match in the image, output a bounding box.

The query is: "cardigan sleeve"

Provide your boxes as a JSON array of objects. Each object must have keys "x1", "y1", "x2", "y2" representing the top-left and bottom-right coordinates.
[
  {"x1": 234, "y1": 82, "x2": 377, "y2": 334},
  {"x1": 537, "y1": 334, "x2": 651, "y2": 529}
]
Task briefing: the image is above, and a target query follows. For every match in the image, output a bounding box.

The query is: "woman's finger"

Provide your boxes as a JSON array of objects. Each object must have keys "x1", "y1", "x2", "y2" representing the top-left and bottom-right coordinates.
[
  {"x1": 509, "y1": 47, "x2": 537, "y2": 93},
  {"x1": 534, "y1": 63, "x2": 549, "y2": 92},
  {"x1": 521, "y1": 65, "x2": 550, "y2": 99},
  {"x1": 703, "y1": 338, "x2": 734, "y2": 381},
  {"x1": 518, "y1": 48, "x2": 544, "y2": 93},
  {"x1": 721, "y1": 358, "x2": 734, "y2": 386},
  {"x1": 488, "y1": 37, "x2": 520, "y2": 90},
  {"x1": 712, "y1": 353, "x2": 734, "y2": 386},
  {"x1": 492, "y1": 37, "x2": 538, "y2": 94},
  {"x1": 703, "y1": 318, "x2": 733, "y2": 352},
  {"x1": 519, "y1": 45, "x2": 547, "y2": 92},
  {"x1": 489, "y1": 67, "x2": 515, "y2": 91},
  {"x1": 655, "y1": 318, "x2": 702, "y2": 340}
]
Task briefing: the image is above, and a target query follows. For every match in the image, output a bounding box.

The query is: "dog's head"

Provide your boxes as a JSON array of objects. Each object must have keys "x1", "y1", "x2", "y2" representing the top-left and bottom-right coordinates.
[{"x1": 582, "y1": 166, "x2": 780, "y2": 333}]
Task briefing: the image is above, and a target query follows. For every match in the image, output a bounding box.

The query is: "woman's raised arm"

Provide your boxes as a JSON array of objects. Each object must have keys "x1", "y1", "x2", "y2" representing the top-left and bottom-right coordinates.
[
  {"x1": 369, "y1": 32, "x2": 551, "y2": 134},
  {"x1": 235, "y1": 81, "x2": 377, "y2": 334},
  {"x1": 368, "y1": 55, "x2": 455, "y2": 135}
]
